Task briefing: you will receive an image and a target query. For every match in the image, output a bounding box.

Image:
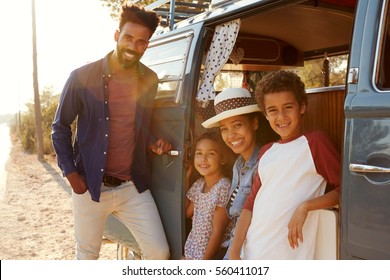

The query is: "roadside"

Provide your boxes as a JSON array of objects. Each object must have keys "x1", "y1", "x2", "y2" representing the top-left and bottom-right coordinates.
[
  {"x1": 0, "y1": 128, "x2": 117, "y2": 260},
  {"x1": 0, "y1": 124, "x2": 11, "y2": 199}
]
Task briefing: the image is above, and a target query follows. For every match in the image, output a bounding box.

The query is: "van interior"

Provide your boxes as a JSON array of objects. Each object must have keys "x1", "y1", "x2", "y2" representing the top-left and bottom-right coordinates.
[
  {"x1": 191, "y1": 0, "x2": 354, "y2": 260},
  {"x1": 104, "y1": 0, "x2": 358, "y2": 259}
]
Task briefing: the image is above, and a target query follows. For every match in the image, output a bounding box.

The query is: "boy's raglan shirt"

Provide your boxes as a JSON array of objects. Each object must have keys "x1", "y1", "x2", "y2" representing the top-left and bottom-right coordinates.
[{"x1": 242, "y1": 131, "x2": 340, "y2": 259}]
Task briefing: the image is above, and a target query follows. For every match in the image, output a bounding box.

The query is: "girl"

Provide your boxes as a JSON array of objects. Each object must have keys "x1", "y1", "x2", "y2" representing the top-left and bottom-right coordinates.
[
  {"x1": 202, "y1": 88, "x2": 278, "y2": 259},
  {"x1": 183, "y1": 132, "x2": 232, "y2": 260}
]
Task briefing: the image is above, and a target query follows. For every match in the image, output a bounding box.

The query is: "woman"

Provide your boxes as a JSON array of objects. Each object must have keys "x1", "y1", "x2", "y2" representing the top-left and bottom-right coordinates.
[{"x1": 202, "y1": 88, "x2": 277, "y2": 259}]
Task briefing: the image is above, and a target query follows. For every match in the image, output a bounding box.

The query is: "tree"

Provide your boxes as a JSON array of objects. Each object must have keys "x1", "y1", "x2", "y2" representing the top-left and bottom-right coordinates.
[
  {"x1": 32, "y1": 0, "x2": 44, "y2": 161},
  {"x1": 296, "y1": 54, "x2": 348, "y2": 88},
  {"x1": 18, "y1": 87, "x2": 60, "y2": 155},
  {"x1": 100, "y1": 0, "x2": 155, "y2": 19}
]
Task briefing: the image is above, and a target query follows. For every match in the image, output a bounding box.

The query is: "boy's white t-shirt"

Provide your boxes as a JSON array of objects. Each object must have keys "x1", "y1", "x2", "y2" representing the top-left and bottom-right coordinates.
[{"x1": 242, "y1": 131, "x2": 340, "y2": 260}]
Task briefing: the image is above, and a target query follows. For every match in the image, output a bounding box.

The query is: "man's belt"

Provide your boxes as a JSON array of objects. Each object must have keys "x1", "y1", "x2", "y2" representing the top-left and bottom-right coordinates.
[{"x1": 102, "y1": 175, "x2": 127, "y2": 187}]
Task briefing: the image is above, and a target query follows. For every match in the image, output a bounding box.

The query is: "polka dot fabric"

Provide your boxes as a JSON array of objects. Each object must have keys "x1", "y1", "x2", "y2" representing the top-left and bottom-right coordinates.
[
  {"x1": 214, "y1": 97, "x2": 254, "y2": 114},
  {"x1": 196, "y1": 19, "x2": 241, "y2": 107}
]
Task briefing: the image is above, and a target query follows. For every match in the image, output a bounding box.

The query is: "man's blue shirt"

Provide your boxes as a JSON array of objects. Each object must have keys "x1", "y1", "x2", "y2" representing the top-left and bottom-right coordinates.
[{"x1": 52, "y1": 52, "x2": 158, "y2": 202}]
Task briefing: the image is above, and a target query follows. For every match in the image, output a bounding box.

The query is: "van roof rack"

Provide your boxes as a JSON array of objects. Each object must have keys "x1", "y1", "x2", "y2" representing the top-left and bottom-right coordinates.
[{"x1": 143, "y1": 0, "x2": 211, "y2": 30}]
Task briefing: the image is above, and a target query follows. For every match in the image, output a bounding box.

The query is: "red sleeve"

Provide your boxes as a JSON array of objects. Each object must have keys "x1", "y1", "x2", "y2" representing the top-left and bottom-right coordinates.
[
  {"x1": 243, "y1": 142, "x2": 273, "y2": 211},
  {"x1": 306, "y1": 131, "x2": 341, "y2": 192},
  {"x1": 243, "y1": 171, "x2": 261, "y2": 211}
]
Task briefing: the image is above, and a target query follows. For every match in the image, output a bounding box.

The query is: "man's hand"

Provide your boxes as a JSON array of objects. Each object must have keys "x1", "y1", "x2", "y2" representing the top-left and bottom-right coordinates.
[
  {"x1": 150, "y1": 138, "x2": 172, "y2": 155},
  {"x1": 66, "y1": 172, "x2": 88, "y2": 194}
]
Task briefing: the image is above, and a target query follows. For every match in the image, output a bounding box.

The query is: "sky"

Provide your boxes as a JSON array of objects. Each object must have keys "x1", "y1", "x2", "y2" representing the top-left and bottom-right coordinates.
[{"x1": 0, "y1": 0, "x2": 117, "y2": 114}]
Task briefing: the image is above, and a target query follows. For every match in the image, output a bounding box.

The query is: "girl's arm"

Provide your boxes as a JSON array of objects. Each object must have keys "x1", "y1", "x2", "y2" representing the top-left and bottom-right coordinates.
[
  {"x1": 228, "y1": 209, "x2": 253, "y2": 260},
  {"x1": 185, "y1": 165, "x2": 194, "y2": 219},
  {"x1": 186, "y1": 198, "x2": 194, "y2": 219},
  {"x1": 287, "y1": 189, "x2": 339, "y2": 249},
  {"x1": 202, "y1": 206, "x2": 230, "y2": 259}
]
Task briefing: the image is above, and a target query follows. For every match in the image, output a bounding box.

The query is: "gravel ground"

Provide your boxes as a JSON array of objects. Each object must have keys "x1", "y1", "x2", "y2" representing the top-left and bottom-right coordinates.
[{"x1": 0, "y1": 137, "x2": 117, "y2": 260}]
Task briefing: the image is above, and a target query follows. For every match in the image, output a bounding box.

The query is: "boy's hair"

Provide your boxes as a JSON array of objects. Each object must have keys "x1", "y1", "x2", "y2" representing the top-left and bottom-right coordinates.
[
  {"x1": 119, "y1": 4, "x2": 160, "y2": 37},
  {"x1": 254, "y1": 70, "x2": 307, "y2": 113}
]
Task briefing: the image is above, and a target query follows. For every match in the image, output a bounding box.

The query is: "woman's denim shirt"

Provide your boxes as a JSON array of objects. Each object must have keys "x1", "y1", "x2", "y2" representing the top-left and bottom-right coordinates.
[{"x1": 224, "y1": 145, "x2": 260, "y2": 247}]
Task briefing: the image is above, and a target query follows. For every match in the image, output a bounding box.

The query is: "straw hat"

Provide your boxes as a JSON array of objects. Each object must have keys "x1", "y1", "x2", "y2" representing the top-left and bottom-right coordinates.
[{"x1": 202, "y1": 88, "x2": 260, "y2": 128}]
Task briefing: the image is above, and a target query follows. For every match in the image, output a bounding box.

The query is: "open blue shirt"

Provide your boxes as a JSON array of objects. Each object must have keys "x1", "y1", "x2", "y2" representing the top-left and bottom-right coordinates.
[{"x1": 52, "y1": 52, "x2": 158, "y2": 202}]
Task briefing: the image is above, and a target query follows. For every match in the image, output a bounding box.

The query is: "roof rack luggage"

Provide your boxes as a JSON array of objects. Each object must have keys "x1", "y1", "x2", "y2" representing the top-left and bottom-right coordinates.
[{"x1": 144, "y1": 0, "x2": 211, "y2": 29}]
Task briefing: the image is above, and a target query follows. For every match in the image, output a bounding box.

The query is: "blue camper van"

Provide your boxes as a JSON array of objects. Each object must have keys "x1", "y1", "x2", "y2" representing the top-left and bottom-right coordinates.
[{"x1": 103, "y1": 0, "x2": 390, "y2": 260}]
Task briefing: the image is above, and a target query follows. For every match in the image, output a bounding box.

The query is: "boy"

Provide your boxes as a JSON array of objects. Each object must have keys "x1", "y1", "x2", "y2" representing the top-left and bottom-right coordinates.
[{"x1": 228, "y1": 70, "x2": 341, "y2": 260}]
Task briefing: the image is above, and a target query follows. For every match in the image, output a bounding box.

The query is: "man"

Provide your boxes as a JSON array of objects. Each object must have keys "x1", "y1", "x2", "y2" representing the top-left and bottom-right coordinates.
[{"x1": 52, "y1": 4, "x2": 171, "y2": 260}]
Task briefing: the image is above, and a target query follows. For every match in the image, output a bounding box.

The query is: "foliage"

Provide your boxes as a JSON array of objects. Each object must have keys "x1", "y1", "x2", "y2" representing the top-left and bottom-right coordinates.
[
  {"x1": 296, "y1": 54, "x2": 348, "y2": 88},
  {"x1": 100, "y1": 0, "x2": 155, "y2": 19},
  {"x1": 15, "y1": 86, "x2": 60, "y2": 155}
]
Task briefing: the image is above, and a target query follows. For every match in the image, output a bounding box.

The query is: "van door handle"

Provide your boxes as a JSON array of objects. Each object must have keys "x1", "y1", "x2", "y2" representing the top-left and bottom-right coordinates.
[
  {"x1": 349, "y1": 163, "x2": 390, "y2": 173},
  {"x1": 166, "y1": 150, "x2": 180, "y2": 156}
]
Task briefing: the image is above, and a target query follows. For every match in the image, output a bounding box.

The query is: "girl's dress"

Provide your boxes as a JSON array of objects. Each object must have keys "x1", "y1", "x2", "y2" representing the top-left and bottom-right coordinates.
[{"x1": 184, "y1": 177, "x2": 231, "y2": 260}]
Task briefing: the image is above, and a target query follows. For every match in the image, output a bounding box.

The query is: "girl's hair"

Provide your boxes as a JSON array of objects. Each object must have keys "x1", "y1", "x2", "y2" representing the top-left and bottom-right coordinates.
[
  {"x1": 192, "y1": 131, "x2": 235, "y2": 179},
  {"x1": 119, "y1": 4, "x2": 160, "y2": 37},
  {"x1": 255, "y1": 70, "x2": 307, "y2": 113},
  {"x1": 195, "y1": 131, "x2": 225, "y2": 148}
]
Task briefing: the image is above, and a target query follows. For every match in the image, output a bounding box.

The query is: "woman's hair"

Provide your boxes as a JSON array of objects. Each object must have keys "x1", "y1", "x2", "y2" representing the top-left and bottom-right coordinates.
[
  {"x1": 119, "y1": 4, "x2": 160, "y2": 37},
  {"x1": 240, "y1": 112, "x2": 280, "y2": 146},
  {"x1": 255, "y1": 70, "x2": 307, "y2": 113}
]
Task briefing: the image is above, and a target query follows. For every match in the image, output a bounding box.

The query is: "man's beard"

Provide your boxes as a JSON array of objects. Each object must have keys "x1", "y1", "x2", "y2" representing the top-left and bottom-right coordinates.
[{"x1": 116, "y1": 45, "x2": 141, "y2": 69}]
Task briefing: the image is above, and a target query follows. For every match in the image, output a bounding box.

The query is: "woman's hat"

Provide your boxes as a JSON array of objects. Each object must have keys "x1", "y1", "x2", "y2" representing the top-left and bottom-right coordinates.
[{"x1": 202, "y1": 88, "x2": 261, "y2": 128}]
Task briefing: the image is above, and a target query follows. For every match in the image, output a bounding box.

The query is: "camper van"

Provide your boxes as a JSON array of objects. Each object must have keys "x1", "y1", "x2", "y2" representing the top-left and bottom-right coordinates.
[{"x1": 103, "y1": 0, "x2": 390, "y2": 260}]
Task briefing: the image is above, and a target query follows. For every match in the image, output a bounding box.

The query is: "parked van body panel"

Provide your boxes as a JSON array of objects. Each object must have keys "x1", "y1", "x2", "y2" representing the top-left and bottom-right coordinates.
[
  {"x1": 146, "y1": 22, "x2": 205, "y2": 260},
  {"x1": 341, "y1": 0, "x2": 390, "y2": 260}
]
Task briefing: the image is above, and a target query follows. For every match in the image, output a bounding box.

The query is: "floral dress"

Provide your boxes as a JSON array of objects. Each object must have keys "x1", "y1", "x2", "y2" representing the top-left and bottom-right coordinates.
[{"x1": 184, "y1": 177, "x2": 231, "y2": 260}]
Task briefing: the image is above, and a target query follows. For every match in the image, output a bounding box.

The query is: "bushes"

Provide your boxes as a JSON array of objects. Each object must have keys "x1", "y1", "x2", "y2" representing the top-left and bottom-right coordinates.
[{"x1": 15, "y1": 87, "x2": 60, "y2": 155}]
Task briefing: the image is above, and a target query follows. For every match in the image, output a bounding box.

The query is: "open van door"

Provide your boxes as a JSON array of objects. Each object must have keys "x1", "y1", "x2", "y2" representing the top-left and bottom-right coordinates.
[
  {"x1": 341, "y1": 0, "x2": 390, "y2": 259},
  {"x1": 142, "y1": 23, "x2": 206, "y2": 260}
]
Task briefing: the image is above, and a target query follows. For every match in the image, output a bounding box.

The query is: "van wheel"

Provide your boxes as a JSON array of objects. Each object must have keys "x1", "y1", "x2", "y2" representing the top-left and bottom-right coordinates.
[{"x1": 117, "y1": 244, "x2": 142, "y2": 260}]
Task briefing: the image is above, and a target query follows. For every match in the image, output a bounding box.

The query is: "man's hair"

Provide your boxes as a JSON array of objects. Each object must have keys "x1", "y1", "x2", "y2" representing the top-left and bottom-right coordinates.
[
  {"x1": 254, "y1": 70, "x2": 307, "y2": 113},
  {"x1": 119, "y1": 4, "x2": 160, "y2": 37}
]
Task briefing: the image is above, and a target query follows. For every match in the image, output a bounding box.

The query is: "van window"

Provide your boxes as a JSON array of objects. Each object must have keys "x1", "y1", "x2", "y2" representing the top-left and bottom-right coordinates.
[
  {"x1": 296, "y1": 55, "x2": 348, "y2": 89},
  {"x1": 375, "y1": 1, "x2": 390, "y2": 90},
  {"x1": 213, "y1": 53, "x2": 348, "y2": 93},
  {"x1": 141, "y1": 31, "x2": 194, "y2": 104}
]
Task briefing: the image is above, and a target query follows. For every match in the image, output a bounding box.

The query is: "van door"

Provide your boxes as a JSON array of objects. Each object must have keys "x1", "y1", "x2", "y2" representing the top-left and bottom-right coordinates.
[
  {"x1": 142, "y1": 23, "x2": 205, "y2": 260},
  {"x1": 341, "y1": 0, "x2": 390, "y2": 259}
]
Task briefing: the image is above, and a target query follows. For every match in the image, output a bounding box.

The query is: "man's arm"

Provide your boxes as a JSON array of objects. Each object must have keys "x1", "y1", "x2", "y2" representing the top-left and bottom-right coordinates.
[{"x1": 51, "y1": 72, "x2": 80, "y2": 180}]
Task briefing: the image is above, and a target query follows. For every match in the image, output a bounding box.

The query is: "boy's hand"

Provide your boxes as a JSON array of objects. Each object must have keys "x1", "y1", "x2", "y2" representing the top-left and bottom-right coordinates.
[{"x1": 287, "y1": 203, "x2": 309, "y2": 249}]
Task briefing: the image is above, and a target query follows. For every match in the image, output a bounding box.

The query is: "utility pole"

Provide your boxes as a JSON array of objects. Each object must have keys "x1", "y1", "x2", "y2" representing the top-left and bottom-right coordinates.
[{"x1": 31, "y1": 0, "x2": 44, "y2": 161}]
